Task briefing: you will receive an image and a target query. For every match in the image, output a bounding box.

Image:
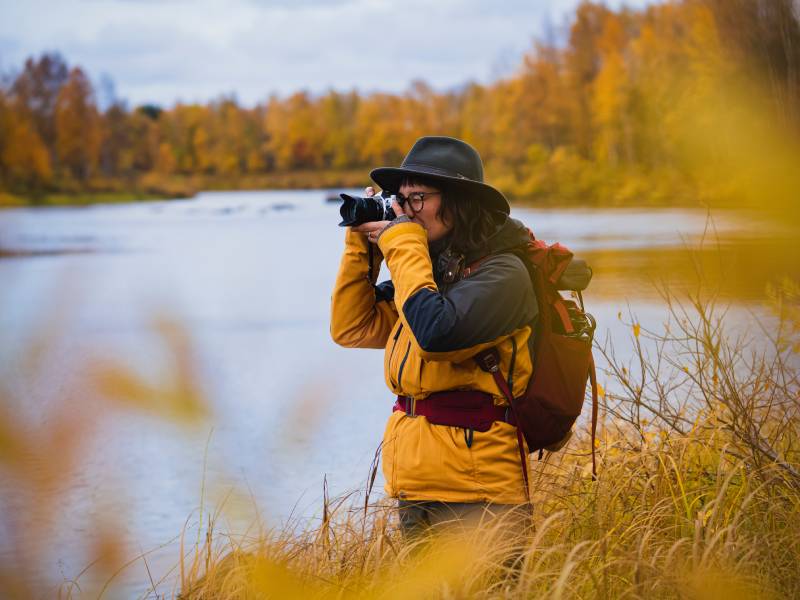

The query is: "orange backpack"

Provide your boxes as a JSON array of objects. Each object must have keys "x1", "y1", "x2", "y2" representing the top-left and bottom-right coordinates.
[{"x1": 474, "y1": 228, "x2": 599, "y2": 495}]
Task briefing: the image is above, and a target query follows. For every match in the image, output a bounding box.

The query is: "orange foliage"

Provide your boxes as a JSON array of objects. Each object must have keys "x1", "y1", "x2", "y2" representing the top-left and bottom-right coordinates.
[
  {"x1": 54, "y1": 67, "x2": 101, "y2": 181},
  {"x1": 0, "y1": 1, "x2": 798, "y2": 213}
]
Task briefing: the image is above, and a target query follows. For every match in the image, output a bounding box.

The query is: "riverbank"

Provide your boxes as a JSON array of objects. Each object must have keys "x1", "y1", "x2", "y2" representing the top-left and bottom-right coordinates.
[
  {"x1": 2, "y1": 163, "x2": 777, "y2": 215},
  {"x1": 0, "y1": 168, "x2": 370, "y2": 208},
  {"x1": 0, "y1": 190, "x2": 177, "y2": 208},
  {"x1": 0, "y1": 166, "x2": 707, "y2": 210},
  {"x1": 0, "y1": 173, "x2": 196, "y2": 208}
]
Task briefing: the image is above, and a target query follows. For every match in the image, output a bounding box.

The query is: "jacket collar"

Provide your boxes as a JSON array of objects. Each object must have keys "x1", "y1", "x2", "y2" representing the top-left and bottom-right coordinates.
[
  {"x1": 465, "y1": 215, "x2": 530, "y2": 264},
  {"x1": 430, "y1": 215, "x2": 529, "y2": 284}
]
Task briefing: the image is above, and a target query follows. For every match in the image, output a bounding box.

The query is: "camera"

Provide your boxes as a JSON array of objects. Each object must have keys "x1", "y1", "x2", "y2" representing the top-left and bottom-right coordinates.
[{"x1": 338, "y1": 191, "x2": 397, "y2": 227}]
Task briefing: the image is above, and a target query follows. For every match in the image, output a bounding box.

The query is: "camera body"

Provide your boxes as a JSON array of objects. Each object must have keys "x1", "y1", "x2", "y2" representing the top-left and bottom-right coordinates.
[{"x1": 338, "y1": 191, "x2": 397, "y2": 227}]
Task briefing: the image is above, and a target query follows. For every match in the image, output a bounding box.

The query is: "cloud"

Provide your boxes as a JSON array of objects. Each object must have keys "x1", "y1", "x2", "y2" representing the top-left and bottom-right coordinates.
[
  {"x1": 0, "y1": 0, "x2": 655, "y2": 106},
  {"x1": 244, "y1": 0, "x2": 356, "y2": 8}
]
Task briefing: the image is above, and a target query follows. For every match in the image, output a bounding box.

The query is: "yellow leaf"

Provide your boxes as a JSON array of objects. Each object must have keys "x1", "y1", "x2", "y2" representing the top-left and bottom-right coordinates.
[
  {"x1": 597, "y1": 383, "x2": 606, "y2": 398},
  {"x1": 633, "y1": 323, "x2": 641, "y2": 338},
  {"x1": 594, "y1": 437, "x2": 601, "y2": 449}
]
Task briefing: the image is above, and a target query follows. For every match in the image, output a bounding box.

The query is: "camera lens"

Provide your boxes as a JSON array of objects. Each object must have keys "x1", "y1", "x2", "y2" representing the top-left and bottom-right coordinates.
[{"x1": 338, "y1": 193, "x2": 395, "y2": 226}]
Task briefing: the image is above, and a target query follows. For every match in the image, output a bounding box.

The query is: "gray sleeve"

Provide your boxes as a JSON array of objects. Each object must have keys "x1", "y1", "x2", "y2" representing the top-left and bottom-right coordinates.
[{"x1": 401, "y1": 253, "x2": 538, "y2": 352}]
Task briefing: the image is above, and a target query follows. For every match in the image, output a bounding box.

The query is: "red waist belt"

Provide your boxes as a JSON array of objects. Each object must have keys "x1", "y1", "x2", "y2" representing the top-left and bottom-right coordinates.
[{"x1": 393, "y1": 391, "x2": 516, "y2": 432}]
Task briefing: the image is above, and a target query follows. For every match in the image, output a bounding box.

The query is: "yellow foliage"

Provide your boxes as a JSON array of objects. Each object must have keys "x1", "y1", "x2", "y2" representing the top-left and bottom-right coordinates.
[
  {"x1": 55, "y1": 67, "x2": 101, "y2": 181},
  {"x1": 90, "y1": 317, "x2": 209, "y2": 422},
  {"x1": 5, "y1": 3, "x2": 800, "y2": 214}
]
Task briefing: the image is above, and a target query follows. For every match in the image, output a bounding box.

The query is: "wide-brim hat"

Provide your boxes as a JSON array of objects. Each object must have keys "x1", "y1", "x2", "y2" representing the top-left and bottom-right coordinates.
[{"x1": 370, "y1": 136, "x2": 510, "y2": 215}]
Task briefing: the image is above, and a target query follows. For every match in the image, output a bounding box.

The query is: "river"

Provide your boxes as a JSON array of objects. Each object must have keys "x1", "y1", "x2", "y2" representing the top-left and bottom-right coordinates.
[{"x1": 0, "y1": 190, "x2": 796, "y2": 597}]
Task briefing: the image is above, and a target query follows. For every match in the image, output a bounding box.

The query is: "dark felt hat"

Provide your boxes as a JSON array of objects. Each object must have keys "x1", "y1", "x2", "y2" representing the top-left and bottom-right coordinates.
[{"x1": 370, "y1": 136, "x2": 510, "y2": 215}]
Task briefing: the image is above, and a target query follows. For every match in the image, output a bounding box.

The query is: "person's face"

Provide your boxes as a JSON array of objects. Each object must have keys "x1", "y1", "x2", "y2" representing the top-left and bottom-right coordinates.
[{"x1": 397, "y1": 182, "x2": 453, "y2": 243}]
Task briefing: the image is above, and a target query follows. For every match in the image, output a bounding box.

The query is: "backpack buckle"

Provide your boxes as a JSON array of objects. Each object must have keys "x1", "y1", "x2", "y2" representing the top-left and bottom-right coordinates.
[{"x1": 479, "y1": 351, "x2": 500, "y2": 373}]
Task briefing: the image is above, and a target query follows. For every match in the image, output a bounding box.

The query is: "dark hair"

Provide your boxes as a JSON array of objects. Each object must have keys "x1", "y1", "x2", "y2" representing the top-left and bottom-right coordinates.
[{"x1": 399, "y1": 175, "x2": 496, "y2": 254}]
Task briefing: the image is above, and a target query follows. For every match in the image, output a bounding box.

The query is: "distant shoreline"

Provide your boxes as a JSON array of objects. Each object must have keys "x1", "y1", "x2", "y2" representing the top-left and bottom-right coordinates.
[
  {"x1": 1, "y1": 167, "x2": 712, "y2": 210},
  {"x1": 0, "y1": 191, "x2": 180, "y2": 208}
]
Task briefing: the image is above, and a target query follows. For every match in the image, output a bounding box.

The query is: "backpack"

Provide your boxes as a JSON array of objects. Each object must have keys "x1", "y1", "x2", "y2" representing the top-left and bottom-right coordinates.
[{"x1": 473, "y1": 227, "x2": 599, "y2": 493}]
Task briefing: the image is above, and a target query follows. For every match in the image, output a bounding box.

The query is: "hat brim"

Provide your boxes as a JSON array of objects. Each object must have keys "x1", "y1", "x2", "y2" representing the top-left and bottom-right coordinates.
[{"x1": 370, "y1": 166, "x2": 510, "y2": 215}]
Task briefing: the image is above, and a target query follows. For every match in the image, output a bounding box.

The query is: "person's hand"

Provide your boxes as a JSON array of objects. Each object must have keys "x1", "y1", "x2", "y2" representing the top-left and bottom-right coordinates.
[{"x1": 350, "y1": 186, "x2": 405, "y2": 244}]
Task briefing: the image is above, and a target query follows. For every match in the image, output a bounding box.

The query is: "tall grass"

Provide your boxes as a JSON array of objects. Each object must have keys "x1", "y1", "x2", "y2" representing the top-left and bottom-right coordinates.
[
  {"x1": 1, "y1": 259, "x2": 796, "y2": 598},
  {"x1": 177, "y1": 282, "x2": 799, "y2": 599}
]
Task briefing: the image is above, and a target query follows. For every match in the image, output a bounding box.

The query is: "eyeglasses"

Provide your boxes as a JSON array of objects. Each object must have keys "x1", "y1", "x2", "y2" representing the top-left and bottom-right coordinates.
[{"x1": 396, "y1": 191, "x2": 441, "y2": 214}]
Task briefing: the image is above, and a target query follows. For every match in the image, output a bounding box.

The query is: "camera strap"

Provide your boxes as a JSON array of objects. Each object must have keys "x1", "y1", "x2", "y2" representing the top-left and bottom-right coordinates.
[{"x1": 367, "y1": 243, "x2": 374, "y2": 283}]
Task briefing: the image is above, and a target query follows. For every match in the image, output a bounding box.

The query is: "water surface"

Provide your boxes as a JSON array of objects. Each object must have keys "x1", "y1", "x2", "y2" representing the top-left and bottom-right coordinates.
[{"x1": 0, "y1": 190, "x2": 795, "y2": 596}]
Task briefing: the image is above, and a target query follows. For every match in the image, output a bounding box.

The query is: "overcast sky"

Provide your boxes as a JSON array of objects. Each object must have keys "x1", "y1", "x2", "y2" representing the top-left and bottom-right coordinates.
[{"x1": 1, "y1": 0, "x2": 653, "y2": 107}]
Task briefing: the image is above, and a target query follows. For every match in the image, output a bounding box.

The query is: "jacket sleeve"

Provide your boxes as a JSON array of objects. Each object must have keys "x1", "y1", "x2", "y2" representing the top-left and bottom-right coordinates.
[
  {"x1": 377, "y1": 221, "x2": 537, "y2": 363},
  {"x1": 330, "y1": 227, "x2": 399, "y2": 349}
]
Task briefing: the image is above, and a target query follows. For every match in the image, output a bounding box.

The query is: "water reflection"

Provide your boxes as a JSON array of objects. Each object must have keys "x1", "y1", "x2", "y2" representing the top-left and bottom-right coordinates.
[{"x1": 583, "y1": 239, "x2": 799, "y2": 300}]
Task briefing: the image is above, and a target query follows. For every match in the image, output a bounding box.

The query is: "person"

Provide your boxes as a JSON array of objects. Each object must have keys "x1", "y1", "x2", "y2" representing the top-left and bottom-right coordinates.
[{"x1": 330, "y1": 136, "x2": 539, "y2": 536}]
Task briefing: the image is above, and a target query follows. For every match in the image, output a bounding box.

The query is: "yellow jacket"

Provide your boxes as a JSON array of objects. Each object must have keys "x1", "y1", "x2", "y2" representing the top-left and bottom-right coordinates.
[{"x1": 331, "y1": 217, "x2": 537, "y2": 504}]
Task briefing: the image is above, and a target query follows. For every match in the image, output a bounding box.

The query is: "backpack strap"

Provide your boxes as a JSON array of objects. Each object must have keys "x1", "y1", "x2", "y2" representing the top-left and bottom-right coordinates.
[
  {"x1": 589, "y1": 353, "x2": 599, "y2": 481},
  {"x1": 475, "y1": 349, "x2": 531, "y2": 504},
  {"x1": 462, "y1": 255, "x2": 489, "y2": 279},
  {"x1": 470, "y1": 246, "x2": 598, "y2": 483}
]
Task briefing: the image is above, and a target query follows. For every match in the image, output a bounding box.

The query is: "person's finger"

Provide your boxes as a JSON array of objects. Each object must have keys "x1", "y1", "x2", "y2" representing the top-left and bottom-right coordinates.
[
  {"x1": 352, "y1": 220, "x2": 390, "y2": 235},
  {"x1": 364, "y1": 186, "x2": 375, "y2": 197},
  {"x1": 391, "y1": 199, "x2": 403, "y2": 216}
]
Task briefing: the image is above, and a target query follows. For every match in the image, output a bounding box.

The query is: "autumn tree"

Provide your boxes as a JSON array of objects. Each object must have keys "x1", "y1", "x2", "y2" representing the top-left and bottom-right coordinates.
[
  {"x1": 353, "y1": 93, "x2": 413, "y2": 167},
  {"x1": 54, "y1": 67, "x2": 101, "y2": 182},
  {"x1": 0, "y1": 87, "x2": 53, "y2": 196},
  {"x1": 265, "y1": 91, "x2": 327, "y2": 170},
  {"x1": 565, "y1": 2, "x2": 611, "y2": 158},
  {"x1": 10, "y1": 53, "x2": 69, "y2": 160},
  {"x1": 458, "y1": 83, "x2": 493, "y2": 156},
  {"x1": 3, "y1": 1, "x2": 799, "y2": 207},
  {"x1": 318, "y1": 90, "x2": 359, "y2": 169},
  {"x1": 127, "y1": 106, "x2": 160, "y2": 172},
  {"x1": 592, "y1": 12, "x2": 634, "y2": 165},
  {"x1": 99, "y1": 102, "x2": 133, "y2": 177},
  {"x1": 211, "y1": 97, "x2": 247, "y2": 176},
  {"x1": 0, "y1": 117, "x2": 53, "y2": 196}
]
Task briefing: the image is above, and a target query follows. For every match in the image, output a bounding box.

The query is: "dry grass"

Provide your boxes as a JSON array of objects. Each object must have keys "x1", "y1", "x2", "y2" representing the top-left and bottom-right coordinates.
[
  {"x1": 1, "y1": 260, "x2": 796, "y2": 598},
  {"x1": 174, "y1": 434, "x2": 797, "y2": 599},
  {"x1": 177, "y1": 282, "x2": 800, "y2": 599}
]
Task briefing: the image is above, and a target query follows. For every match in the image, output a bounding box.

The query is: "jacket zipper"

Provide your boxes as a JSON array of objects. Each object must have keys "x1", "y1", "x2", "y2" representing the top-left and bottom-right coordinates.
[
  {"x1": 388, "y1": 324, "x2": 403, "y2": 386},
  {"x1": 389, "y1": 323, "x2": 402, "y2": 365},
  {"x1": 396, "y1": 341, "x2": 411, "y2": 390}
]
